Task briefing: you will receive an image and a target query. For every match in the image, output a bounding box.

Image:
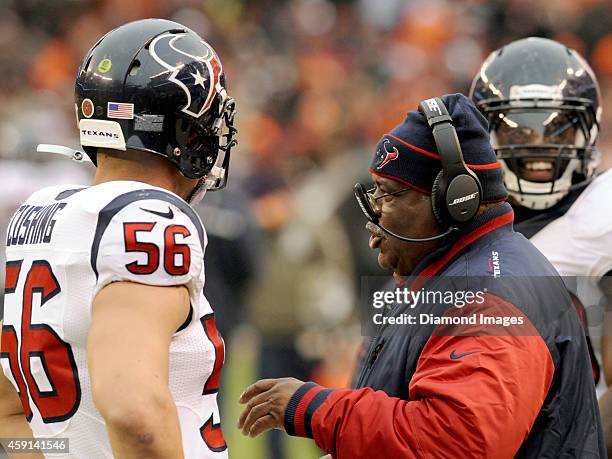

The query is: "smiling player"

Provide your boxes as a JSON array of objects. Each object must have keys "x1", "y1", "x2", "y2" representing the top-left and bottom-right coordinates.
[{"x1": 471, "y1": 36, "x2": 612, "y2": 449}]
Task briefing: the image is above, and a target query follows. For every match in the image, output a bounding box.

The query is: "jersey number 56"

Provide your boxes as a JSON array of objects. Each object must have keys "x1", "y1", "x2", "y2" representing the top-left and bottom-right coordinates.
[{"x1": 1, "y1": 260, "x2": 80, "y2": 423}]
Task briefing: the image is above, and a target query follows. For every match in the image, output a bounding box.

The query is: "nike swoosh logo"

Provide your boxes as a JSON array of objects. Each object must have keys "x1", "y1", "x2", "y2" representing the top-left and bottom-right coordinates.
[
  {"x1": 140, "y1": 206, "x2": 174, "y2": 219},
  {"x1": 450, "y1": 350, "x2": 479, "y2": 360}
]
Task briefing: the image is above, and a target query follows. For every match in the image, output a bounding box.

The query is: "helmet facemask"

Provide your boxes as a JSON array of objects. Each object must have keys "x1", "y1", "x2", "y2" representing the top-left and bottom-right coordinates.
[
  {"x1": 184, "y1": 91, "x2": 237, "y2": 204},
  {"x1": 480, "y1": 97, "x2": 599, "y2": 209},
  {"x1": 73, "y1": 20, "x2": 238, "y2": 199},
  {"x1": 201, "y1": 91, "x2": 237, "y2": 190},
  {"x1": 174, "y1": 86, "x2": 237, "y2": 184}
]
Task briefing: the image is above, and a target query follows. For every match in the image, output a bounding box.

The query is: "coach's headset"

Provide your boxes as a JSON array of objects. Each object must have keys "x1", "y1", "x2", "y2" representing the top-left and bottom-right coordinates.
[{"x1": 354, "y1": 97, "x2": 482, "y2": 243}]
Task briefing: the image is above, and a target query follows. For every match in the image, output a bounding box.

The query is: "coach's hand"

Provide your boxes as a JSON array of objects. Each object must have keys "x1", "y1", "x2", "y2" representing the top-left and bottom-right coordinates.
[{"x1": 238, "y1": 377, "x2": 304, "y2": 437}]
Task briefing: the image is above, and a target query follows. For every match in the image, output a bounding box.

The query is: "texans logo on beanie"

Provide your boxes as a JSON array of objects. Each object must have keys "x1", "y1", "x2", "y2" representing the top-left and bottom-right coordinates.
[
  {"x1": 374, "y1": 139, "x2": 399, "y2": 170},
  {"x1": 370, "y1": 93, "x2": 508, "y2": 202}
]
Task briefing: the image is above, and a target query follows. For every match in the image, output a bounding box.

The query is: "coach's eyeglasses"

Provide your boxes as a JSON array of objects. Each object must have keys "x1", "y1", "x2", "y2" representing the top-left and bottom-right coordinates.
[{"x1": 353, "y1": 183, "x2": 413, "y2": 224}]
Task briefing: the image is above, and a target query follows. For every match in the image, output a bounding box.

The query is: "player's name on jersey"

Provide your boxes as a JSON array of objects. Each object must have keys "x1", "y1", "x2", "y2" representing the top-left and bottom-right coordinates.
[{"x1": 6, "y1": 203, "x2": 66, "y2": 247}]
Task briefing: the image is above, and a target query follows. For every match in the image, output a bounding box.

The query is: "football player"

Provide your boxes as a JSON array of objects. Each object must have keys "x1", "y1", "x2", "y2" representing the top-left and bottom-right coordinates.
[
  {"x1": 0, "y1": 19, "x2": 236, "y2": 459},
  {"x1": 470, "y1": 36, "x2": 612, "y2": 447}
]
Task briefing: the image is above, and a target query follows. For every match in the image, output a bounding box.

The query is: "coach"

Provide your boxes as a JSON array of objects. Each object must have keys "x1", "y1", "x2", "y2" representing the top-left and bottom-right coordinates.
[{"x1": 238, "y1": 94, "x2": 604, "y2": 458}]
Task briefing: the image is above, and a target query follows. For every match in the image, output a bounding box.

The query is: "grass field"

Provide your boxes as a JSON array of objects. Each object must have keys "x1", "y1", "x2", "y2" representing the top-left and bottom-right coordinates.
[{"x1": 223, "y1": 329, "x2": 322, "y2": 459}]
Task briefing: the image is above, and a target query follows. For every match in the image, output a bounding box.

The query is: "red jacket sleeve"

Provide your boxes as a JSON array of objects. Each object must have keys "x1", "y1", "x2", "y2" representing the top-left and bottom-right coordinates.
[{"x1": 283, "y1": 296, "x2": 555, "y2": 458}]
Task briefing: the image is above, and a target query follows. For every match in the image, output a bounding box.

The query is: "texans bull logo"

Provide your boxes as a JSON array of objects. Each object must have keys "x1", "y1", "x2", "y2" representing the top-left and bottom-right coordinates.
[
  {"x1": 149, "y1": 32, "x2": 223, "y2": 118},
  {"x1": 375, "y1": 138, "x2": 399, "y2": 170}
]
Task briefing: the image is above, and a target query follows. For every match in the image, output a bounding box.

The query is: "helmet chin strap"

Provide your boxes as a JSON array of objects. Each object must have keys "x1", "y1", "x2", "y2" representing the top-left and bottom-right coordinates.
[
  {"x1": 187, "y1": 177, "x2": 208, "y2": 205},
  {"x1": 37, "y1": 144, "x2": 92, "y2": 163},
  {"x1": 187, "y1": 163, "x2": 228, "y2": 204},
  {"x1": 40, "y1": 142, "x2": 210, "y2": 206}
]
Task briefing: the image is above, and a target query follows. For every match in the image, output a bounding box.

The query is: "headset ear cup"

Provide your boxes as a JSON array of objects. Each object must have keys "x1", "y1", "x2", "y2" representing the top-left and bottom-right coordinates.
[{"x1": 431, "y1": 170, "x2": 446, "y2": 226}]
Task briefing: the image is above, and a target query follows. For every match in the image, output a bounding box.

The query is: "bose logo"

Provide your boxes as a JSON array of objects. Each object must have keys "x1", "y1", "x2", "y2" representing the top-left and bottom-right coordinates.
[
  {"x1": 448, "y1": 192, "x2": 479, "y2": 206},
  {"x1": 425, "y1": 98, "x2": 442, "y2": 116}
]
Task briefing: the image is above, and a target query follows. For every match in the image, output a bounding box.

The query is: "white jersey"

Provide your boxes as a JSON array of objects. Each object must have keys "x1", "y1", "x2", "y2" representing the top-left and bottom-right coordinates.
[
  {"x1": 1, "y1": 181, "x2": 227, "y2": 459},
  {"x1": 531, "y1": 169, "x2": 612, "y2": 281},
  {"x1": 530, "y1": 169, "x2": 612, "y2": 394}
]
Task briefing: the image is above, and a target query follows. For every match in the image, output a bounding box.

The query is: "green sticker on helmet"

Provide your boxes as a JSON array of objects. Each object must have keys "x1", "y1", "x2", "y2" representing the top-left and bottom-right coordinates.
[{"x1": 97, "y1": 58, "x2": 112, "y2": 74}]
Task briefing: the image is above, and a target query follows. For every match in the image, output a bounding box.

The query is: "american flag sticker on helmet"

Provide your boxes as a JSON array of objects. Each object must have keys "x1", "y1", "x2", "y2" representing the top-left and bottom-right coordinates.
[{"x1": 107, "y1": 102, "x2": 134, "y2": 119}]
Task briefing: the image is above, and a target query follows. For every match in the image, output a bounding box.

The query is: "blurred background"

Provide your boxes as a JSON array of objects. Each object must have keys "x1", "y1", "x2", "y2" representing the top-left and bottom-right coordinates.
[{"x1": 1, "y1": 0, "x2": 612, "y2": 457}]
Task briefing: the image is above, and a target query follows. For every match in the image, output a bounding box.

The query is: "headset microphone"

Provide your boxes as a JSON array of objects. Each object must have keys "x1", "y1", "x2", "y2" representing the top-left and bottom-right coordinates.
[
  {"x1": 354, "y1": 183, "x2": 458, "y2": 243},
  {"x1": 371, "y1": 221, "x2": 458, "y2": 243}
]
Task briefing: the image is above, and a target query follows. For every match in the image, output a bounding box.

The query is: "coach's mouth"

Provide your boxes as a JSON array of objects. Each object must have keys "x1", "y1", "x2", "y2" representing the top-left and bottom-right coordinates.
[{"x1": 366, "y1": 221, "x2": 385, "y2": 250}]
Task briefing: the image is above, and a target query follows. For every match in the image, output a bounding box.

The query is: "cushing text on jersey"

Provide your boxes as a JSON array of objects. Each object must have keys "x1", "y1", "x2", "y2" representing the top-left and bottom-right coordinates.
[{"x1": 6, "y1": 203, "x2": 66, "y2": 246}]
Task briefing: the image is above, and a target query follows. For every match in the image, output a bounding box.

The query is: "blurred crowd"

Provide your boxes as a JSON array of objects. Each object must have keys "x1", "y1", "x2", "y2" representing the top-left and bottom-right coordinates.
[{"x1": 2, "y1": 0, "x2": 612, "y2": 457}]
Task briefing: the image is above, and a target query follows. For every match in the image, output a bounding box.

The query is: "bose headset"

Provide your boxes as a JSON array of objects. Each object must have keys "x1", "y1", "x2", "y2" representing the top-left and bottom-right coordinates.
[{"x1": 354, "y1": 97, "x2": 482, "y2": 242}]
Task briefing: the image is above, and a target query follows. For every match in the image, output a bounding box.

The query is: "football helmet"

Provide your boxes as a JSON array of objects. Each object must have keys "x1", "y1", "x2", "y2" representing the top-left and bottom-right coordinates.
[
  {"x1": 470, "y1": 37, "x2": 601, "y2": 209},
  {"x1": 74, "y1": 18, "x2": 236, "y2": 189}
]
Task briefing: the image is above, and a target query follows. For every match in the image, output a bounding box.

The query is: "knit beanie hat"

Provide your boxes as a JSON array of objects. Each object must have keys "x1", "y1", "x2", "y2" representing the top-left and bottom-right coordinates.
[{"x1": 370, "y1": 93, "x2": 507, "y2": 202}]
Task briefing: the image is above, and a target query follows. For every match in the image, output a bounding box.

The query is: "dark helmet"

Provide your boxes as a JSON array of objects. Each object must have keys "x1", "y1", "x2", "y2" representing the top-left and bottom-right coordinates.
[
  {"x1": 75, "y1": 18, "x2": 237, "y2": 189},
  {"x1": 469, "y1": 37, "x2": 601, "y2": 209}
]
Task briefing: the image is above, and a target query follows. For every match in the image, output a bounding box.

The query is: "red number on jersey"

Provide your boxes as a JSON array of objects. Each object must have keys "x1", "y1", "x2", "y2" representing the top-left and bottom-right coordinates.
[
  {"x1": 164, "y1": 225, "x2": 191, "y2": 275},
  {"x1": 1, "y1": 324, "x2": 32, "y2": 420},
  {"x1": 124, "y1": 222, "x2": 159, "y2": 274},
  {"x1": 1, "y1": 260, "x2": 81, "y2": 423},
  {"x1": 201, "y1": 315, "x2": 225, "y2": 394},
  {"x1": 1, "y1": 261, "x2": 32, "y2": 419},
  {"x1": 123, "y1": 223, "x2": 192, "y2": 276},
  {"x1": 199, "y1": 314, "x2": 226, "y2": 451},
  {"x1": 200, "y1": 414, "x2": 227, "y2": 452}
]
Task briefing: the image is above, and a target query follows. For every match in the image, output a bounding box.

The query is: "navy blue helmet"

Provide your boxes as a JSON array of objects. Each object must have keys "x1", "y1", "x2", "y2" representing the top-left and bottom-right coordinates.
[
  {"x1": 75, "y1": 19, "x2": 237, "y2": 188},
  {"x1": 470, "y1": 37, "x2": 601, "y2": 209}
]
